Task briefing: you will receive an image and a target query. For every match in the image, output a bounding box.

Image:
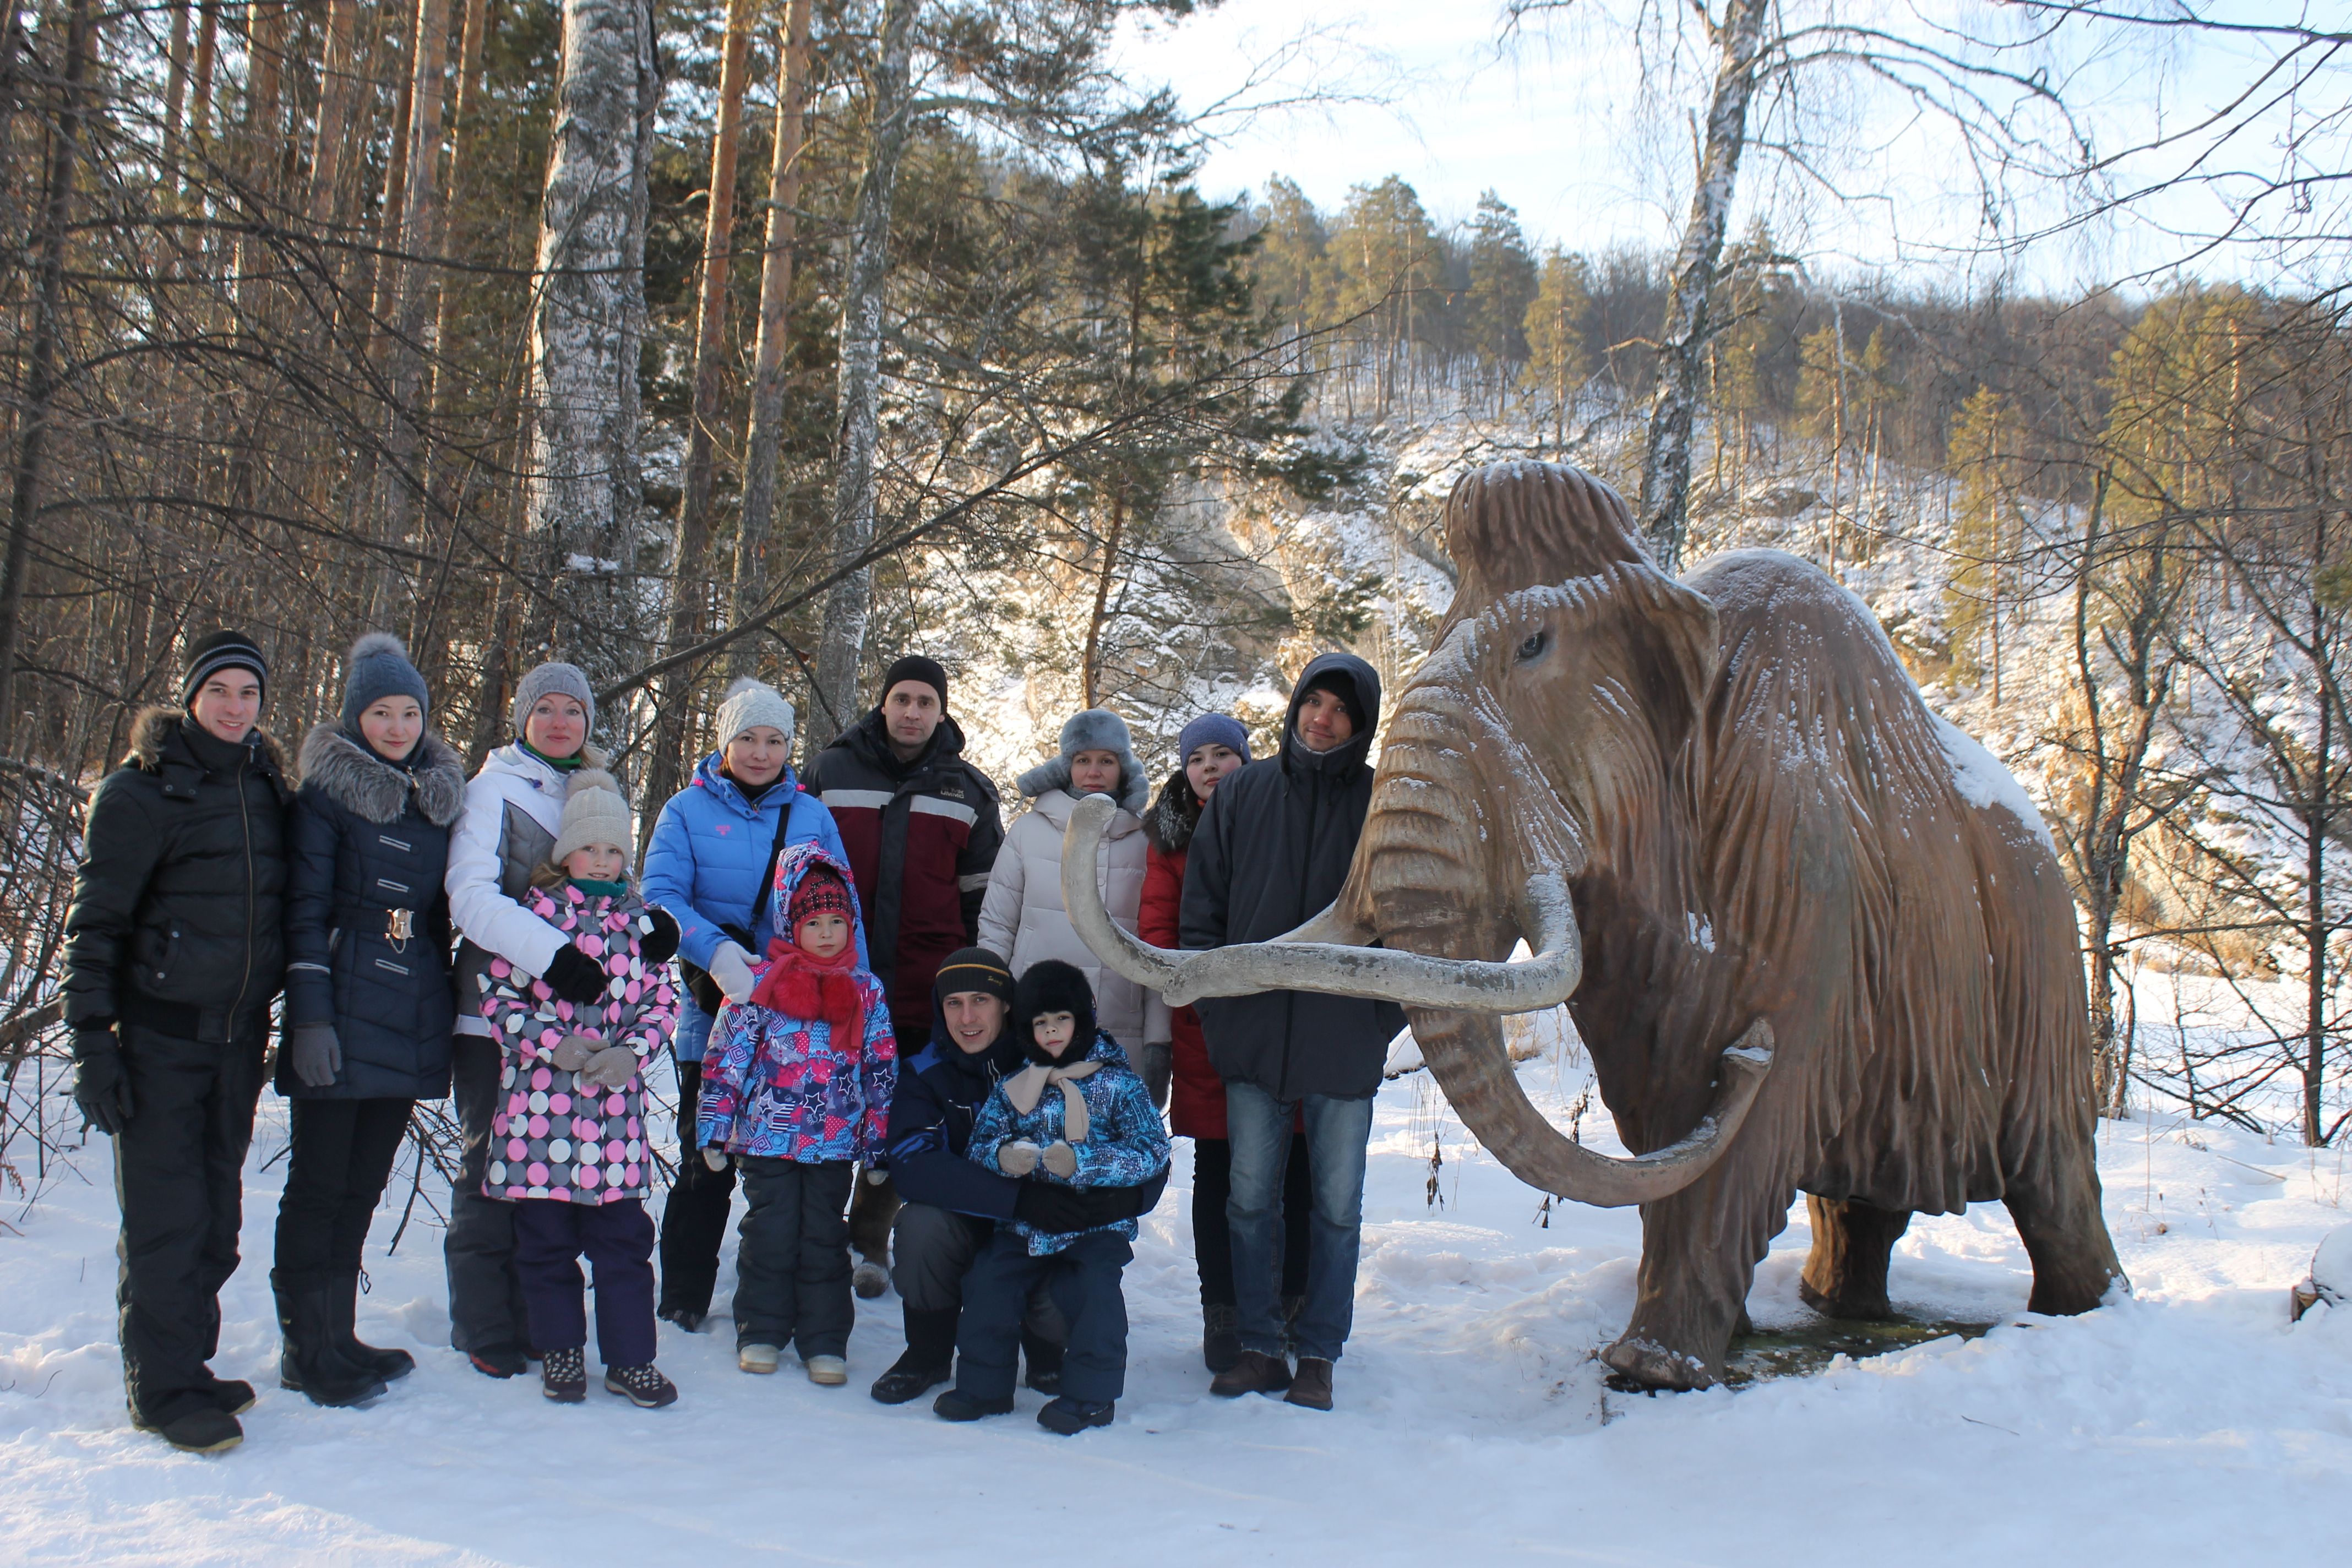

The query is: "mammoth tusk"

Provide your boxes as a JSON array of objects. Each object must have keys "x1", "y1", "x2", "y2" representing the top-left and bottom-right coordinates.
[
  {"x1": 1414, "y1": 1012, "x2": 1776, "y2": 1207},
  {"x1": 1059, "y1": 794, "x2": 1580, "y2": 1012}
]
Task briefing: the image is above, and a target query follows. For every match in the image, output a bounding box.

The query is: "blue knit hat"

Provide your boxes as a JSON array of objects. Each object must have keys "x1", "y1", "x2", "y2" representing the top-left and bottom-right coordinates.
[
  {"x1": 339, "y1": 632, "x2": 430, "y2": 731},
  {"x1": 1177, "y1": 713, "x2": 1250, "y2": 768}
]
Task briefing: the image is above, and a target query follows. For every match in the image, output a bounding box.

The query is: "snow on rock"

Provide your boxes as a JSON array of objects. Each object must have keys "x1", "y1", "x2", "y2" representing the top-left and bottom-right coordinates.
[
  {"x1": 3, "y1": 1060, "x2": 2346, "y2": 1564},
  {"x1": 2312, "y1": 1223, "x2": 2352, "y2": 1304},
  {"x1": 1931, "y1": 710, "x2": 2059, "y2": 854}
]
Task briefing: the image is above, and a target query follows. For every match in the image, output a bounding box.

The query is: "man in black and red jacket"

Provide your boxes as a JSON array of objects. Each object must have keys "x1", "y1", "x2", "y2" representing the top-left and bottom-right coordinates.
[{"x1": 802, "y1": 656, "x2": 1004, "y2": 1050}]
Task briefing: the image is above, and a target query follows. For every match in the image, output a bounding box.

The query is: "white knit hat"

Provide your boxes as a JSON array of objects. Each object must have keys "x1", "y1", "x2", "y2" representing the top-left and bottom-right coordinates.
[
  {"x1": 715, "y1": 676, "x2": 795, "y2": 750},
  {"x1": 551, "y1": 769, "x2": 634, "y2": 864}
]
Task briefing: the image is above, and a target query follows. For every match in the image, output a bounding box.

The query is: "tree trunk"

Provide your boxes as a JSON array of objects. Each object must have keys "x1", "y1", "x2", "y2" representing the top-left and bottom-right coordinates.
[
  {"x1": 520, "y1": 0, "x2": 657, "y2": 687},
  {"x1": 0, "y1": 0, "x2": 94, "y2": 753},
  {"x1": 1081, "y1": 483, "x2": 1129, "y2": 709},
  {"x1": 727, "y1": 0, "x2": 813, "y2": 686},
  {"x1": 425, "y1": 0, "x2": 492, "y2": 412},
  {"x1": 812, "y1": 0, "x2": 919, "y2": 736},
  {"x1": 1637, "y1": 0, "x2": 1767, "y2": 574},
  {"x1": 372, "y1": 0, "x2": 453, "y2": 625},
  {"x1": 644, "y1": 0, "x2": 759, "y2": 834},
  {"x1": 307, "y1": 0, "x2": 358, "y2": 230}
]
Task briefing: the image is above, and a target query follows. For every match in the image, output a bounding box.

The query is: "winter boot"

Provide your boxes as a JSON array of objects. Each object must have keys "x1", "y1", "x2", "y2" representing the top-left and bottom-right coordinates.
[
  {"x1": 1284, "y1": 1356, "x2": 1334, "y2": 1411},
  {"x1": 738, "y1": 1343, "x2": 781, "y2": 1374},
  {"x1": 657, "y1": 1303, "x2": 706, "y2": 1333},
  {"x1": 1021, "y1": 1326, "x2": 1064, "y2": 1395},
  {"x1": 1036, "y1": 1397, "x2": 1115, "y2": 1435},
  {"x1": 540, "y1": 1346, "x2": 587, "y2": 1403},
  {"x1": 468, "y1": 1346, "x2": 528, "y2": 1379},
  {"x1": 1202, "y1": 1303, "x2": 1242, "y2": 1374},
  {"x1": 932, "y1": 1387, "x2": 1014, "y2": 1422},
  {"x1": 273, "y1": 1271, "x2": 388, "y2": 1408},
  {"x1": 199, "y1": 1373, "x2": 257, "y2": 1415},
  {"x1": 869, "y1": 1307, "x2": 957, "y2": 1404},
  {"x1": 1208, "y1": 1348, "x2": 1292, "y2": 1398},
  {"x1": 605, "y1": 1363, "x2": 679, "y2": 1408},
  {"x1": 133, "y1": 1403, "x2": 244, "y2": 1454},
  {"x1": 332, "y1": 1271, "x2": 416, "y2": 1383}
]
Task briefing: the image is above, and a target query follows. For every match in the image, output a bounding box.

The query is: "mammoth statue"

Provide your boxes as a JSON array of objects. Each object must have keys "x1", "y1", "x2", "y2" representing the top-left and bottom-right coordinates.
[{"x1": 1063, "y1": 460, "x2": 2126, "y2": 1390}]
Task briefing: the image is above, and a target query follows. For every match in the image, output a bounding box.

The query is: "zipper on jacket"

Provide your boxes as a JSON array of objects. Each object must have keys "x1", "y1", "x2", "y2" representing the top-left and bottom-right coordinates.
[{"x1": 232, "y1": 738, "x2": 257, "y2": 1022}]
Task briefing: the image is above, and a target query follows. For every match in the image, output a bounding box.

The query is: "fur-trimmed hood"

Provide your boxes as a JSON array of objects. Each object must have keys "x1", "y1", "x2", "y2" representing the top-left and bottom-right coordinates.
[
  {"x1": 1142, "y1": 768, "x2": 1201, "y2": 854},
  {"x1": 298, "y1": 722, "x2": 466, "y2": 825},
  {"x1": 126, "y1": 704, "x2": 290, "y2": 787}
]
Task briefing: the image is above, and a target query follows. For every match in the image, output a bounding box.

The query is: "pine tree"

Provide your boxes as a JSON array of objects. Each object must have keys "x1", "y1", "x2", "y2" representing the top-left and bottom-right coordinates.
[
  {"x1": 1523, "y1": 248, "x2": 1592, "y2": 452},
  {"x1": 1462, "y1": 190, "x2": 1537, "y2": 411},
  {"x1": 1944, "y1": 385, "x2": 2023, "y2": 698}
]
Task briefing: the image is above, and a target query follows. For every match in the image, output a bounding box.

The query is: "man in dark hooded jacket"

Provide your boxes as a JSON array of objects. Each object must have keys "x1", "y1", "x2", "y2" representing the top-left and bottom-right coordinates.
[
  {"x1": 867, "y1": 946, "x2": 1163, "y2": 1405},
  {"x1": 1180, "y1": 651, "x2": 1405, "y2": 1411}
]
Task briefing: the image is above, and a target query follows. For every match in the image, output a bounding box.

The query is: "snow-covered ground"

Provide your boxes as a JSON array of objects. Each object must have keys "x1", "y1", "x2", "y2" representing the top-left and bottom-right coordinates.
[{"x1": 3, "y1": 1054, "x2": 2346, "y2": 1566}]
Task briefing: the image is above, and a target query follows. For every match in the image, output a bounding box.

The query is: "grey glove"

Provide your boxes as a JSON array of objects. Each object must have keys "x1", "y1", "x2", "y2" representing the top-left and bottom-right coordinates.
[
  {"x1": 707, "y1": 942, "x2": 758, "y2": 1005},
  {"x1": 287, "y1": 1022, "x2": 342, "y2": 1089},
  {"x1": 550, "y1": 1033, "x2": 602, "y2": 1072},
  {"x1": 580, "y1": 1045, "x2": 640, "y2": 1089},
  {"x1": 1041, "y1": 1140, "x2": 1078, "y2": 1179},
  {"x1": 702, "y1": 1146, "x2": 730, "y2": 1173},
  {"x1": 1140, "y1": 1041, "x2": 1173, "y2": 1110},
  {"x1": 997, "y1": 1140, "x2": 1042, "y2": 1177}
]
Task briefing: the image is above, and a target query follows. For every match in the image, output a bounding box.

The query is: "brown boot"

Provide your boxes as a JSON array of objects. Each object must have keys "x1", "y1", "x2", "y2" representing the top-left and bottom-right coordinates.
[
  {"x1": 1208, "y1": 1348, "x2": 1292, "y2": 1398},
  {"x1": 1284, "y1": 1356, "x2": 1333, "y2": 1411}
]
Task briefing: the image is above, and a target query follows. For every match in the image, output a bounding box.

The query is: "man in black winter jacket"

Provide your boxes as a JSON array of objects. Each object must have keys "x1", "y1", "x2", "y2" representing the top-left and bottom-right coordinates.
[
  {"x1": 61, "y1": 630, "x2": 293, "y2": 1453},
  {"x1": 1180, "y1": 650, "x2": 1406, "y2": 1411},
  {"x1": 865, "y1": 947, "x2": 1163, "y2": 1406}
]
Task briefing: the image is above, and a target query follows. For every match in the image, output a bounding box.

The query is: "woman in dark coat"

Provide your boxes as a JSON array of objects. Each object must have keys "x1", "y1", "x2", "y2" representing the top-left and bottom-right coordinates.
[{"x1": 272, "y1": 634, "x2": 465, "y2": 1406}]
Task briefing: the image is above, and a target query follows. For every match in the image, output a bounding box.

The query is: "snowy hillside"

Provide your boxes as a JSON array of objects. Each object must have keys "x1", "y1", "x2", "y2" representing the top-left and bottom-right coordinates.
[{"x1": 3, "y1": 1044, "x2": 2346, "y2": 1564}]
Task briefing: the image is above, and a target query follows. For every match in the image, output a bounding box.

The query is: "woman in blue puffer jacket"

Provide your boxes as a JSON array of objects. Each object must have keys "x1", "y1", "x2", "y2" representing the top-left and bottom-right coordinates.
[{"x1": 640, "y1": 678, "x2": 854, "y2": 1330}]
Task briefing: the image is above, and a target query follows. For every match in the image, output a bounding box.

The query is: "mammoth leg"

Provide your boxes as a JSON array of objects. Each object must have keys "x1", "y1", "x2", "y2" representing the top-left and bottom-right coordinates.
[
  {"x1": 848, "y1": 1169, "x2": 902, "y2": 1300},
  {"x1": 1796, "y1": 1195, "x2": 1911, "y2": 1321},
  {"x1": 2004, "y1": 1129, "x2": 2127, "y2": 1316},
  {"x1": 1600, "y1": 1149, "x2": 1793, "y2": 1392}
]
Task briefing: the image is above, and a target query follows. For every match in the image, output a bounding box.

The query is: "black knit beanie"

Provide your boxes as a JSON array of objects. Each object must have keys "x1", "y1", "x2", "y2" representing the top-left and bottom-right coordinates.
[
  {"x1": 181, "y1": 630, "x2": 268, "y2": 707},
  {"x1": 880, "y1": 654, "x2": 949, "y2": 712}
]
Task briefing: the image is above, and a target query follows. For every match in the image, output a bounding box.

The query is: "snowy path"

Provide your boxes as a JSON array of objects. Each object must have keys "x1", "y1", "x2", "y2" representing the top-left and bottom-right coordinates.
[{"x1": 3, "y1": 1060, "x2": 2346, "y2": 1565}]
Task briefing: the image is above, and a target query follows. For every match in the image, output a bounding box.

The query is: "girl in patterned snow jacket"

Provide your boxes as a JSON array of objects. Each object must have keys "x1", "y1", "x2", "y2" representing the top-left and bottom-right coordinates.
[
  {"x1": 477, "y1": 769, "x2": 682, "y2": 1409},
  {"x1": 696, "y1": 841, "x2": 896, "y2": 1383},
  {"x1": 936, "y1": 960, "x2": 1167, "y2": 1436}
]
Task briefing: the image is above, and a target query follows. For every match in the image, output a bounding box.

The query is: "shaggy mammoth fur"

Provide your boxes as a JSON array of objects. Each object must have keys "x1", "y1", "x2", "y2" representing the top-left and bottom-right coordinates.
[{"x1": 1378, "y1": 461, "x2": 2128, "y2": 1387}]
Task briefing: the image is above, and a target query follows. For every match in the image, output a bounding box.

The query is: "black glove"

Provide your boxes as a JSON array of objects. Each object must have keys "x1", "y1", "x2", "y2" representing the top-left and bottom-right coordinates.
[
  {"x1": 639, "y1": 908, "x2": 680, "y2": 966},
  {"x1": 542, "y1": 943, "x2": 609, "y2": 1005},
  {"x1": 1012, "y1": 1180, "x2": 1097, "y2": 1234},
  {"x1": 73, "y1": 1025, "x2": 134, "y2": 1136}
]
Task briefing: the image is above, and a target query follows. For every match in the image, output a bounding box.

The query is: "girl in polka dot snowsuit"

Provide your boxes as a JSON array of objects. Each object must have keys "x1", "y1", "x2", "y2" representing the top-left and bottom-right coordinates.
[{"x1": 475, "y1": 767, "x2": 684, "y2": 1407}]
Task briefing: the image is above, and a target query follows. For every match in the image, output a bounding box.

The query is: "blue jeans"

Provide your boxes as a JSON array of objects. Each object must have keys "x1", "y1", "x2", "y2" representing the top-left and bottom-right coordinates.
[{"x1": 1224, "y1": 1081, "x2": 1374, "y2": 1363}]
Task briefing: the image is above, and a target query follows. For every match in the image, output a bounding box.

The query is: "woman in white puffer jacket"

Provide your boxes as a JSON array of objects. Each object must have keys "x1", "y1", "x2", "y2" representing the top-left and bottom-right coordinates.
[{"x1": 977, "y1": 708, "x2": 1168, "y2": 1050}]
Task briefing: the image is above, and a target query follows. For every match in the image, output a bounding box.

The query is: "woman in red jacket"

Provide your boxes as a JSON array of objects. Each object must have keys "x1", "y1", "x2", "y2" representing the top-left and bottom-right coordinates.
[{"x1": 1137, "y1": 714, "x2": 1311, "y2": 1374}]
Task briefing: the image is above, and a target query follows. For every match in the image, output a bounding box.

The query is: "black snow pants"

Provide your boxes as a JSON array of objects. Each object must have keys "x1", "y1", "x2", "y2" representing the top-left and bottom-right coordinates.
[
  {"x1": 444, "y1": 1035, "x2": 529, "y2": 1353},
  {"x1": 113, "y1": 1020, "x2": 268, "y2": 1427}
]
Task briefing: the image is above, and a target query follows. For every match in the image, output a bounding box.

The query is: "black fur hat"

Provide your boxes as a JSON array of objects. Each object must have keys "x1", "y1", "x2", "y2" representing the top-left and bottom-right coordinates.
[{"x1": 1014, "y1": 959, "x2": 1096, "y2": 1063}]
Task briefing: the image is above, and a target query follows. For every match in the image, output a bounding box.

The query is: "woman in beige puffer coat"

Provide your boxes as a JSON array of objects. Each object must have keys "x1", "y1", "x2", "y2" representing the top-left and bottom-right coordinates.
[{"x1": 977, "y1": 709, "x2": 1169, "y2": 1050}]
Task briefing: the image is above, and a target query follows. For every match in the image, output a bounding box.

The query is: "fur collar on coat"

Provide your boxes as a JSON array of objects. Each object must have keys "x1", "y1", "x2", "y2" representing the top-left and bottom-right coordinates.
[
  {"x1": 1142, "y1": 769, "x2": 1201, "y2": 854},
  {"x1": 299, "y1": 722, "x2": 466, "y2": 825},
  {"x1": 126, "y1": 704, "x2": 290, "y2": 778}
]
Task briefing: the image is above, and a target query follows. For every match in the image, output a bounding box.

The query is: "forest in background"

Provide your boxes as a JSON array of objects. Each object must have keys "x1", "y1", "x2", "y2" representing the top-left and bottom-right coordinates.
[{"x1": 1, "y1": 0, "x2": 2348, "y2": 1191}]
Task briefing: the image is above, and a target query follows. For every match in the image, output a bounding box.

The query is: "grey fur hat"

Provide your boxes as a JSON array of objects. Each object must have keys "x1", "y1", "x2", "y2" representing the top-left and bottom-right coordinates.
[
  {"x1": 550, "y1": 767, "x2": 633, "y2": 865},
  {"x1": 510, "y1": 660, "x2": 595, "y2": 739},
  {"x1": 340, "y1": 631, "x2": 431, "y2": 732},
  {"x1": 1016, "y1": 707, "x2": 1148, "y2": 813},
  {"x1": 715, "y1": 676, "x2": 795, "y2": 750}
]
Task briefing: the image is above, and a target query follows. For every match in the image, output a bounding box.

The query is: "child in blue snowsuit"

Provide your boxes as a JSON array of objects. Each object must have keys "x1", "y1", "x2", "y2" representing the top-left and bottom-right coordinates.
[{"x1": 933, "y1": 959, "x2": 1168, "y2": 1435}]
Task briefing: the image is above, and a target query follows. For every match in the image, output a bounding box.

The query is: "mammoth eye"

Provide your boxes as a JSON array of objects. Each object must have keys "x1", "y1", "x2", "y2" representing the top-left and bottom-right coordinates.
[{"x1": 1515, "y1": 629, "x2": 1549, "y2": 663}]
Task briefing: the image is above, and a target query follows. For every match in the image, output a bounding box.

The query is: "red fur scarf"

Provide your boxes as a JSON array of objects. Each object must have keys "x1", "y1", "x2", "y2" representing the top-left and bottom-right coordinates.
[{"x1": 750, "y1": 935, "x2": 865, "y2": 1040}]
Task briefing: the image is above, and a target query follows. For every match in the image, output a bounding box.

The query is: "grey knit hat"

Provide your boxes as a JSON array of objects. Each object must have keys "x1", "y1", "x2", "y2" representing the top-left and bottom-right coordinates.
[
  {"x1": 715, "y1": 676, "x2": 795, "y2": 750},
  {"x1": 1015, "y1": 707, "x2": 1148, "y2": 812},
  {"x1": 340, "y1": 632, "x2": 431, "y2": 732},
  {"x1": 510, "y1": 660, "x2": 595, "y2": 738},
  {"x1": 550, "y1": 768, "x2": 633, "y2": 865}
]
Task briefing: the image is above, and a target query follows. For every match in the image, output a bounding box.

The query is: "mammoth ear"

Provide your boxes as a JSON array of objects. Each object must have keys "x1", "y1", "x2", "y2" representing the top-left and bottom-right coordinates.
[{"x1": 1630, "y1": 574, "x2": 1719, "y2": 762}]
